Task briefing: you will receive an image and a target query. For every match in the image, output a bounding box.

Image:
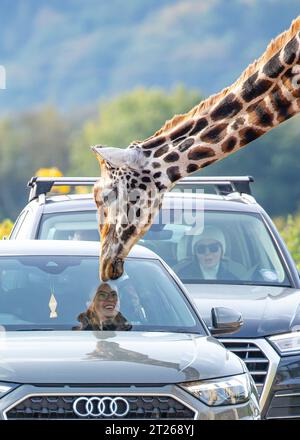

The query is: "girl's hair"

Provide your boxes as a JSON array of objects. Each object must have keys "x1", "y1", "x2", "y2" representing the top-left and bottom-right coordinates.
[{"x1": 77, "y1": 283, "x2": 118, "y2": 329}]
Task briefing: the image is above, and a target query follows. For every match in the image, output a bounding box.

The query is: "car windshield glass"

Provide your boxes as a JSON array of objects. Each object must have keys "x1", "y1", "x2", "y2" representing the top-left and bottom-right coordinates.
[
  {"x1": 0, "y1": 256, "x2": 204, "y2": 333},
  {"x1": 140, "y1": 210, "x2": 289, "y2": 286},
  {"x1": 38, "y1": 211, "x2": 100, "y2": 241},
  {"x1": 38, "y1": 209, "x2": 290, "y2": 287}
]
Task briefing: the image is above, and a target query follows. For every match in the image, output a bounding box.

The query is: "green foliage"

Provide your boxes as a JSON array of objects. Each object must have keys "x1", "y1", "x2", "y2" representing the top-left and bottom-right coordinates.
[
  {"x1": 199, "y1": 114, "x2": 300, "y2": 217},
  {"x1": 0, "y1": 107, "x2": 71, "y2": 219},
  {"x1": 274, "y1": 212, "x2": 300, "y2": 270},
  {"x1": 69, "y1": 85, "x2": 202, "y2": 175},
  {"x1": 0, "y1": 85, "x2": 300, "y2": 222}
]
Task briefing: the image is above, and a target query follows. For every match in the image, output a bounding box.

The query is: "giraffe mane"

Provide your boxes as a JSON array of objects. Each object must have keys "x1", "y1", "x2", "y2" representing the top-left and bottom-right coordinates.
[{"x1": 146, "y1": 15, "x2": 300, "y2": 140}]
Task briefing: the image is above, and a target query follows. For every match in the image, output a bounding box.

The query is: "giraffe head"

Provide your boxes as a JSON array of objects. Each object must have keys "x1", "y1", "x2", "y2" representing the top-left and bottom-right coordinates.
[{"x1": 91, "y1": 145, "x2": 167, "y2": 281}]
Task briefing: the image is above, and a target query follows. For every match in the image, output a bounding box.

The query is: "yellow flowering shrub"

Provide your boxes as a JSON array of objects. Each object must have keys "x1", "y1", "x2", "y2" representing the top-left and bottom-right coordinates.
[{"x1": 0, "y1": 219, "x2": 14, "y2": 239}]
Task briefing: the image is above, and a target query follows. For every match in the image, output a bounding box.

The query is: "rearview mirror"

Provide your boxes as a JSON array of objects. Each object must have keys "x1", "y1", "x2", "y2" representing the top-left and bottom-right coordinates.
[{"x1": 210, "y1": 307, "x2": 243, "y2": 336}]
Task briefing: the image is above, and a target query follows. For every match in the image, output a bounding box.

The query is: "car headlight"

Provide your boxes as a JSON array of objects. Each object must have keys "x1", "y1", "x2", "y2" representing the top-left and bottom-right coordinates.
[
  {"x1": 180, "y1": 374, "x2": 251, "y2": 406},
  {"x1": 0, "y1": 382, "x2": 18, "y2": 398},
  {"x1": 269, "y1": 331, "x2": 300, "y2": 355}
]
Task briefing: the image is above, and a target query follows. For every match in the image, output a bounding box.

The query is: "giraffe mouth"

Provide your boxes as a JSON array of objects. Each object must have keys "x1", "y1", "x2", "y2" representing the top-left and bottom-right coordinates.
[{"x1": 101, "y1": 257, "x2": 124, "y2": 281}]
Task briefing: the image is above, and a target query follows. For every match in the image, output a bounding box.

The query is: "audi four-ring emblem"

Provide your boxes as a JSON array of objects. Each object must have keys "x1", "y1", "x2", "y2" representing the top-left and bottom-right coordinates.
[{"x1": 73, "y1": 397, "x2": 130, "y2": 418}]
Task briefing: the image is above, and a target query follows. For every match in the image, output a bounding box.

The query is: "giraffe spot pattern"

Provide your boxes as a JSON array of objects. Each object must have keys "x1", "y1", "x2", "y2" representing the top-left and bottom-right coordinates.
[
  {"x1": 155, "y1": 181, "x2": 167, "y2": 191},
  {"x1": 231, "y1": 117, "x2": 245, "y2": 130},
  {"x1": 187, "y1": 146, "x2": 215, "y2": 161},
  {"x1": 201, "y1": 159, "x2": 217, "y2": 168},
  {"x1": 178, "y1": 138, "x2": 194, "y2": 152},
  {"x1": 241, "y1": 72, "x2": 273, "y2": 102},
  {"x1": 152, "y1": 162, "x2": 161, "y2": 168},
  {"x1": 189, "y1": 118, "x2": 208, "y2": 135},
  {"x1": 270, "y1": 85, "x2": 293, "y2": 121},
  {"x1": 139, "y1": 184, "x2": 147, "y2": 190},
  {"x1": 164, "y1": 151, "x2": 180, "y2": 162},
  {"x1": 253, "y1": 102, "x2": 274, "y2": 127},
  {"x1": 239, "y1": 127, "x2": 265, "y2": 147},
  {"x1": 142, "y1": 136, "x2": 166, "y2": 149},
  {"x1": 154, "y1": 144, "x2": 169, "y2": 158},
  {"x1": 143, "y1": 150, "x2": 152, "y2": 157},
  {"x1": 211, "y1": 93, "x2": 243, "y2": 121},
  {"x1": 121, "y1": 225, "x2": 136, "y2": 243},
  {"x1": 167, "y1": 166, "x2": 182, "y2": 183},
  {"x1": 169, "y1": 120, "x2": 194, "y2": 140},
  {"x1": 186, "y1": 163, "x2": 199, "y2": 173},
  {"x1": 153, "y1": 172, "x2": 162, "y2": 179},
  {"x1": 221, "y1": 136, "x2": 237, "y2": 153},
  {"x1": 142, "y1": 176, "x2": 151, "y2": 182},
  {"x1": 200, "y1": 123, "x2": 228, "y2": 143},
  {"x1": 263, "y1": 52, "x2": 285, "y2": 79},
  {"x1": 283, "y1": 36, "x2": 298, "y2": 65},
  {"x1": 282, "y1": 68, "x2": 300, "y2": 98},
  {"x1": 173, "y1": 136, "x2": 187, "y2": 146}
]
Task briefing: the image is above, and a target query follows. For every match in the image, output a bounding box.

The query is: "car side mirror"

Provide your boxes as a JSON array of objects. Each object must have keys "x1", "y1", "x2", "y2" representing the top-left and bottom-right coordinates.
[{"x1": 210, "y1": 307, "x2": 243, "y2": 336}]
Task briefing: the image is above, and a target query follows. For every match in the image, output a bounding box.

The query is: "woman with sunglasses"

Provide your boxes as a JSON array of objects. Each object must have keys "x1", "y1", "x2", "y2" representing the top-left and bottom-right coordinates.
[
  {"x1": 177, "y1": 226, "x2": 238, "y2": 281},
  {"x1": 76, "y1": 283, "x2": 132, "y2": 331}
]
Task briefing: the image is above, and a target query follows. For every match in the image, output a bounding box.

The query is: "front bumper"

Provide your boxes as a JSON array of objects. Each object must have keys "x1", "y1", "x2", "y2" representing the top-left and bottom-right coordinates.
[
  {"x1": 263, "y1": 353, "x2": 300, "y2": 419},
  {"x1": 0, "y1": 383, "x2": 260, "y2": 420},
  {"x1": 220, "y1": 338, "x2": 300, "y2": 419}
]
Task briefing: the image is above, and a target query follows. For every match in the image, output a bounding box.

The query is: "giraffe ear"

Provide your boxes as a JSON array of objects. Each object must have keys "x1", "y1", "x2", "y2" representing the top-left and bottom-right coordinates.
[{"x1": 91, "y1": 145, "x2": 142, "y2": 169}]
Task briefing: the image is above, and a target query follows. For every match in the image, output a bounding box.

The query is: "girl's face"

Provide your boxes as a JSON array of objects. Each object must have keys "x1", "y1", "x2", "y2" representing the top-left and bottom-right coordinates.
[{"x1": 96, "y1": 288, "x2": 118, "y2": 320}]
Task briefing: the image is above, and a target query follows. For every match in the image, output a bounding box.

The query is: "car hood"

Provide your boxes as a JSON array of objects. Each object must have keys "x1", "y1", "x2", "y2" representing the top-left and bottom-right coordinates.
[
  {"x1": 0, "y1": 331, "x2": 243, "y2": 384},
  {"x1": 186, "y1": 284, "x2": 300, "y2": 337}
]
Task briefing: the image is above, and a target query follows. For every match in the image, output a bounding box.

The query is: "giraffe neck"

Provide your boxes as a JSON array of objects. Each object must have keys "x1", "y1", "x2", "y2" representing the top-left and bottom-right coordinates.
[{"x1": 139, "y1": 19, "x2": 300, "y2": 189}]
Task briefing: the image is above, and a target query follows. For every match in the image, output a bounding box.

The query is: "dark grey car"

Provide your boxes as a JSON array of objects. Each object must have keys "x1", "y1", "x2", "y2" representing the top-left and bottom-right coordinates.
[{"x1": 0, "y1": 240, "x2": 259, "y2": 420}]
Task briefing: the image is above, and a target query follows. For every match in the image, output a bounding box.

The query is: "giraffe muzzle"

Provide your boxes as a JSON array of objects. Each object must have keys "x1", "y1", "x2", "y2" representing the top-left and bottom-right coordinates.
[{"x1": 101, "y1": 257, "x2": 124, "y2": 281}]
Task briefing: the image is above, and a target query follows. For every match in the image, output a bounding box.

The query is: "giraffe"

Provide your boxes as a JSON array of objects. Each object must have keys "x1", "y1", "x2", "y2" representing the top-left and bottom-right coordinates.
[{"x1": 92, "y1": 16, "x2": 300, "y2": 281}]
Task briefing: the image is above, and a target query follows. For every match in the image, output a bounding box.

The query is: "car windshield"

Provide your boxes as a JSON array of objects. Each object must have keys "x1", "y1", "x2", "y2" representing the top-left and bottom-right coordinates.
[
  {"x1": 0, "y1": 256, "x2": 204, "y2": 333},
  {"x1": 38, "y1": 209, "x2": 290, "y2": 287}
]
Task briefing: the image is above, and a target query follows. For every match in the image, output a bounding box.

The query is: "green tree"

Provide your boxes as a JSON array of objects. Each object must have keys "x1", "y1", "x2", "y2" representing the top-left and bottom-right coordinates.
[
  {"x1": 0, "y1": 107, "x2": 71, "y2": 219},
  {"x1": 274, "y1": 212, "x2": 300, "y2": 270},
  {"x1": 69, "y1": 85, "x2": 202, "y2": 175}
]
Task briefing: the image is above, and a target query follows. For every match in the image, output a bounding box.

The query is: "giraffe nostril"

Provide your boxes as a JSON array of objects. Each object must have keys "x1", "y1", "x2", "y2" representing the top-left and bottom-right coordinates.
[{"x1": 109, "y1": 258, "x2": 124, "y2": 280}]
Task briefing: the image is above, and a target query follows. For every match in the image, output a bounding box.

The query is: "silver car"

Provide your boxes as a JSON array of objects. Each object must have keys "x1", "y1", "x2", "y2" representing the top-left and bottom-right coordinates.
[{"x1": 0, "y1": 240, "x2": 259, "y2": 420}]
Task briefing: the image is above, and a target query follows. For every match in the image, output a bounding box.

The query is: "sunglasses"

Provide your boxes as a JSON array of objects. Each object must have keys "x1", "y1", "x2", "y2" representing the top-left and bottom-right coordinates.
[
  {"x1": 195, "y1": 242, "x2": 221, "y2": 255},
  {"x1": 97, "y1": 291, "x2": 118, "y2": 300}
]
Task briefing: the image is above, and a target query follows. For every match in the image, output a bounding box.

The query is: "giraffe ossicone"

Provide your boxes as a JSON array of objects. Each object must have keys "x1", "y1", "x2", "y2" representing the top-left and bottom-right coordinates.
[{"x1": 92, "y1": 15, "x2": 300, "y2": 281}]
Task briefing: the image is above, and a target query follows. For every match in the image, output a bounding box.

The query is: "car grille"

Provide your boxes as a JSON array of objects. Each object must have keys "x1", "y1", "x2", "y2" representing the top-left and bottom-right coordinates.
[
  {"x1": 220, "y1": 340, "x2": 269, "y2": 396},
  {"x1": 266, "y1": 391, "x2": 300, "y2": 419},
  {"x1": 5, "y1": 395, "x2": 195, "y2": 420}
]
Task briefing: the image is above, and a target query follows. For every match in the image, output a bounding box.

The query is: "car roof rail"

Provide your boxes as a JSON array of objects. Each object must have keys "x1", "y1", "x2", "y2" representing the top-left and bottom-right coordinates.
[
  {"x1": 27, "y1": 177, "x2": 98, "y2": 202},
  {"x1": 27, "y1": 175, "x2": 254, "y2": 202},
  {"x1": 173, "y1": 176, "x2": 254, "y2": 196}
]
